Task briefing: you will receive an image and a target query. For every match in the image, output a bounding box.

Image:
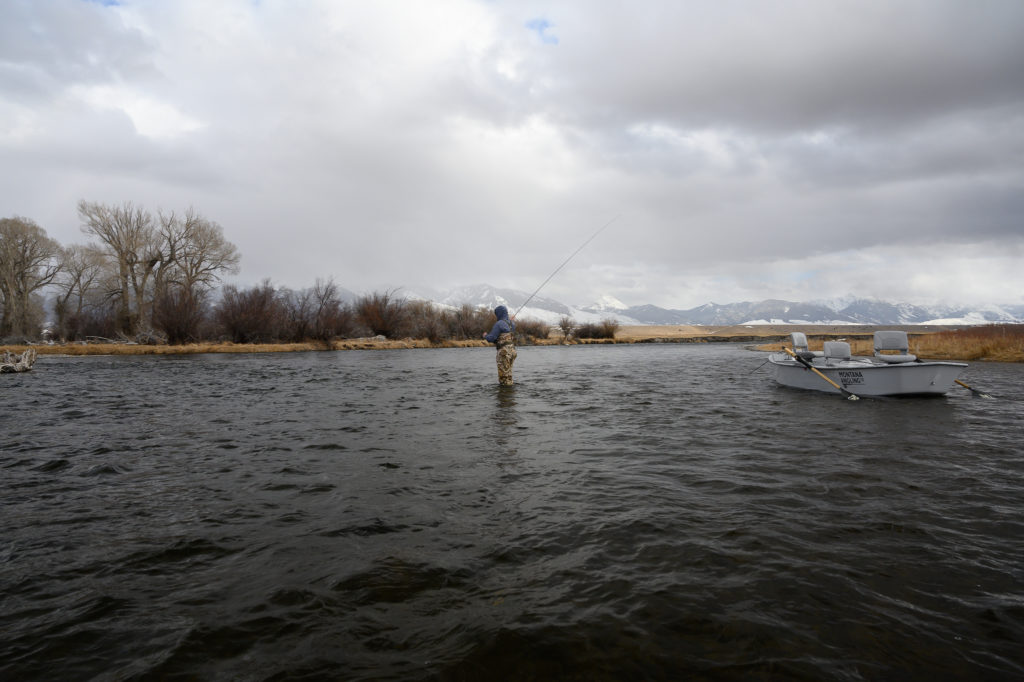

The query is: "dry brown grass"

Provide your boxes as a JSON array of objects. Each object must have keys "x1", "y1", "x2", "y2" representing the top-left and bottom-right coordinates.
[
  {"x1": 913, "y1": 324, "x2": 1024, "y2": 362},
  {"x1": 757, "y1": 324, "x2": 1024, "y2": 362},
  {"x1": 8, "y1": 324, "x2": 1021, "y2": 361},
  {"x1": 4, "y1": 337, "x2": 572, "y2": 356},
  {"x1": 3, "y1": 342, "x2": 332, "y2": 356}
]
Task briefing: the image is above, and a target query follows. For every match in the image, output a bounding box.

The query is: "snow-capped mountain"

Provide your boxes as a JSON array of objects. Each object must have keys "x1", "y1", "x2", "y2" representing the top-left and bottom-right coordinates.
[
  {"x1": 399, "y1": 285, "x2": 1023, "y2": 326},
  {"x1": 610, "y1": 298, "x2": 1023, "y2": 326},
  {"x1": 586, "y1": 294, "x2": 629, "y2": 312},
  {"x1": 404, "y1": 284, "x2": 640, "y2": 325}
]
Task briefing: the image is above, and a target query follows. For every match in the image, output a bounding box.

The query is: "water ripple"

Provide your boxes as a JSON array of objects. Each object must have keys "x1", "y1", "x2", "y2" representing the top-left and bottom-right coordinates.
[{"x1": 1, "y1": 346, "x2": 1022, "y2": 680}]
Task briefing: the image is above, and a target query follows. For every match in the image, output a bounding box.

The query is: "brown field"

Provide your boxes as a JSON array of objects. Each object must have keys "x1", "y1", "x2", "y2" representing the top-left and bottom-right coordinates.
[
  {"x1": 5, "y1": 324, "x2": 1022, "y2": 361},
  {"x1": 754, "y1": 324, "x2": 1024, "y2": 362}
]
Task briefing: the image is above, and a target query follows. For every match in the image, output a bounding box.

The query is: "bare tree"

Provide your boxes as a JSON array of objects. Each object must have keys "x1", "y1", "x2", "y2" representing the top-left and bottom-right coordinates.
[
  {"x1": 52, "y1": 244, "x2": 106, "y2": 341},
  {"x1": 154, "y1": 208, "x2": 240, "y2": 298},
  {"x1": 0, "y1": 216, "x2": 62, "y2": 338},
  {"x1": 77, "y1": 200, "x2": 160, "y2": 335},
  {"x1": 79, "y1": 201, "x2": 241, "y2": 341},
  {"x1": 311, "y1": 277, "x2": 355, "y2": 344},
  {"x1": 280, "y1": 287, "x2": 316, "y2": 342},
  {"x1": 151, "y1": 208, "x2": 240, "y2": 344}
]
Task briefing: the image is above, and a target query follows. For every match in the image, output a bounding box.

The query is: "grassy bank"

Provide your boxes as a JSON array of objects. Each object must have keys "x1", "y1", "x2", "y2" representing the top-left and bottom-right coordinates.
[
  {"x1": 6, "y1": 324, "x2": 1022, "y2": 361},
  {"x1": 2, "y1": 336, "x2": 571, "y2": 356},
  {"x1": 756, "y1": 324, "x2": 1024, "y2": 362}
]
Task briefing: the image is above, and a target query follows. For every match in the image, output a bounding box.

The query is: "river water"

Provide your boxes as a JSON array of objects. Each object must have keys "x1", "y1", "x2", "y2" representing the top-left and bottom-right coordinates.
[{"x1": 2, "y1": 344, "x2": 1022, "y2": 680}]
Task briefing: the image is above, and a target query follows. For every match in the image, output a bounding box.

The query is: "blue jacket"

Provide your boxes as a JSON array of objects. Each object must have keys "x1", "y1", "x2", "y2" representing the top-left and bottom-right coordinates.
[{"x1": 485, "y1": 305, "x2": 515, "y2": 343}]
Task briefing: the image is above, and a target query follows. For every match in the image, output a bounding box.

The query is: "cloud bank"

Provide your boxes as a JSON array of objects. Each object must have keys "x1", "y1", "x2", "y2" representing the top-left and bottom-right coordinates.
[{"x1": 1, "y1": 0, "x2": 1022, "y2": 308}]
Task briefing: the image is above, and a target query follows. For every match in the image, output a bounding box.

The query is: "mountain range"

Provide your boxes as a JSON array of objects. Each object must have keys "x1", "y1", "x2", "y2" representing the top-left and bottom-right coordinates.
[{"x1": 393, "y1": 284, "x2": 1024, "y2": 327}]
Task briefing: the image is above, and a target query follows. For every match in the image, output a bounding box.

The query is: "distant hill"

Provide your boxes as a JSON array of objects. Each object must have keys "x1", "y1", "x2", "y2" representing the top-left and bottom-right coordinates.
[
  {"x1": 586, "y1": 298, "x2": 1024, "y2": 326},
  {"x1": 396, "y1": 285, "x2": 1024, "y2": 326}
]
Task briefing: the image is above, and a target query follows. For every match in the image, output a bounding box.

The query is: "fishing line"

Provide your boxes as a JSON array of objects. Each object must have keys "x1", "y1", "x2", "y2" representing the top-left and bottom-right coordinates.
[{"x1": 512, "y1": 214, "x2": 620, "y2": 320}]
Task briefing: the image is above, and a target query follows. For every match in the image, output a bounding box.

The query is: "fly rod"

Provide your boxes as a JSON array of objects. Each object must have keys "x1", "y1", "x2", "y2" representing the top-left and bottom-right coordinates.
[{"x1": 512, "y1": 214, "x2": 620, "y2": 320}]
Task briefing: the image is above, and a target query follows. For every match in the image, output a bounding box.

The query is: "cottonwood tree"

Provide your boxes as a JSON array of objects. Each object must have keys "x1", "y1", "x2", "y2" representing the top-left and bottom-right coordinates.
[
  {"x1": 52, "y1": 244, "x2": 106, "y2": 341},
  {"x1": 77, "y1": 200, "x2": 160, "y2": 335},
  {"x1": 152, "y1": 208, "x2": 240, "y2": 343},
  {"x1": 0, "y1": 216, "x2": 62, "y2": 338},
  {"x1": 153, "y1": 209, "x2": 239, "y2": 298},
  {"x1": 78, "y1": 200, "x2": 240, "y2": 341}
]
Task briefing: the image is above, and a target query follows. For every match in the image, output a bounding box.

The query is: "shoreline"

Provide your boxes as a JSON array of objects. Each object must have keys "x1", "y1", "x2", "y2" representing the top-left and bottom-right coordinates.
[{"x1": 4, "y1": 324, "x2": 1020, "y2": 362}]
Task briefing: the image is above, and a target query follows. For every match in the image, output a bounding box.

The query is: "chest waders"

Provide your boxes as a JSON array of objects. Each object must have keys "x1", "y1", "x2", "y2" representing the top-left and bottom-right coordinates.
[{"x1": 496, "y1": 332, "x2": 516, "y2": 386}]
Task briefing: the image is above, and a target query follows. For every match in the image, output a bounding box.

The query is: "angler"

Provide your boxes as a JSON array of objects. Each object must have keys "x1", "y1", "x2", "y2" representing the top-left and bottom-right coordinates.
[
  {"x1": 484, "y1": 214, "x2": 618, "y2": 386},
  {"x1": 483, "y1": 305, "x2": 517, "y2": 386}
]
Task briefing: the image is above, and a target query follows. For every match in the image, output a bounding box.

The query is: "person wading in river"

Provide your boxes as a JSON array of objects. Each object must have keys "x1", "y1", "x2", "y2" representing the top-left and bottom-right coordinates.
[{"x1": 483, "y1": 305, "x2": 517, "y2": 386}]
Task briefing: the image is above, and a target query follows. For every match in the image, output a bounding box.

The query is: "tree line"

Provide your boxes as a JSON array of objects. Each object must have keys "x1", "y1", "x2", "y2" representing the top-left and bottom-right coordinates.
[
  {"x1": 2, "y1": 201, "x2": 240, "y2": 343},
  {"x1": 1, "y1": 201, "x2": 567, "y2": 346}
]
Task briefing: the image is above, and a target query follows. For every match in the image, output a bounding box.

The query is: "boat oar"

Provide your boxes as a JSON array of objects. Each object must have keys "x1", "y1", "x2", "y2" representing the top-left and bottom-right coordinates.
[
  {"x1": 783, "y1": 347, "x2": 860, "y2": 400},
  {"x1": 955, "y1": 379, "x2": 994, "y2": 399}
]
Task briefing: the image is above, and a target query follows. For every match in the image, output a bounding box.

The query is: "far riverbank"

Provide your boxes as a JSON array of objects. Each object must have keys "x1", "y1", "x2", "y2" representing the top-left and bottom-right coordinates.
[{"x1": 4, "y1": 324, "x2": 1022, "y2": 362}]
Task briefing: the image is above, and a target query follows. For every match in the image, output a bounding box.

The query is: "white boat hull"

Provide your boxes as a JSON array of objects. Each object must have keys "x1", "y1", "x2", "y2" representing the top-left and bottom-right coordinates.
[{"x1": 769, "y1": 354, "x2": 967, "y2": 397}]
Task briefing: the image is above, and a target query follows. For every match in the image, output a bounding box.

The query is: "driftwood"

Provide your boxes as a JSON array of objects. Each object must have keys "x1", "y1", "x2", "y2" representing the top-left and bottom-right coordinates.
[{"x1": 1, "y1": 348, "x2": 37, "y2": 373}]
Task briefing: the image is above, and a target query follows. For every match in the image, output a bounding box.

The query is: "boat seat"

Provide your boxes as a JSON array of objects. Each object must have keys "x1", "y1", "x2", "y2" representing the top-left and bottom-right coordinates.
[
  {"x1": 873, "y1": 330, "x2": 917, "y2": 364},
  {"x1": 822, "y1": 341, "x2": 852, "y2": 365},
  {"x1": 790, "y1": 332, "x2": 822, "y2": 359}
]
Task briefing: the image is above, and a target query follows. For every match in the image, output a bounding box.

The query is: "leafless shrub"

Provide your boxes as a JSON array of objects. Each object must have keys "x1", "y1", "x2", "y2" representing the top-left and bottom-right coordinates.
[
  {"x1": 324, "y1": 303, "x2": 357, "y2": 340},
  {"x1": 355, "y1": 290, "x2": 407, "y2": 339},
  {"x1": 214, "y1": 280, "x2": 285, "y2": 343},
  {"x1": 153, "y1": 285, "x2": 208, "y2": 344},
  {"x1": 577, "y1": 318, "x2": 619, "y2": 339},
  {"x1": 67, "y1": 302, "x2": 120, "y2": 340},
  {"x1": 558, "y1": 315, "x2": 575, "y2": 341},
  {"x1": 445, "y1": 304, "x2": 494, "y2": 340},
  {"x1": 280, "y1": 287, "x2": 315, "y2": 343},
  {"x1": 514, "y1": 318, "x2": 550, "y2": 343},
  {"x1": 402, "y1": 300, "x2": 447, "y2": 344},
  {"x1": 311, "y1": 278, "x2": 355, "y2": 344}
]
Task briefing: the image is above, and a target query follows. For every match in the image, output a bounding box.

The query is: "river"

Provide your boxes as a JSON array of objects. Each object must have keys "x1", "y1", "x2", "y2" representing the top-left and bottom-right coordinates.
[{"x1": 2, "y1": 344, "x2": 1022, "y2": 680}]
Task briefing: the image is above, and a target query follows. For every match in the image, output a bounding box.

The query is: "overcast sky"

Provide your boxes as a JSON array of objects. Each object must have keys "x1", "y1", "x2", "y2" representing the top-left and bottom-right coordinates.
[{"x1": 2, "y1": 0, "x2": 1022, "y2": 309}]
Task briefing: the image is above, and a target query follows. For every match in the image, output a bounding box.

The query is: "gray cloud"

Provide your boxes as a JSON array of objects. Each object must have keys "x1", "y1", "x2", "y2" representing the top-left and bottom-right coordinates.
[
  {"x1": 533, "y1": 1, "x2": 1024, "y2": 132},
  {"x1": 1, "y1": 0, "x2": 1022, "y2": 309},
  {"x1": 0, "y1": 0, "x2": 155, "y2": 101}
]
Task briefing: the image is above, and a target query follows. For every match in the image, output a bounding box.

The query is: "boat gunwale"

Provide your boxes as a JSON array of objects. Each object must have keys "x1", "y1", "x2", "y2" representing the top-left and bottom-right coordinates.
[{"x1": 767, "y1": 353, "x2": 968, "y2": 370}]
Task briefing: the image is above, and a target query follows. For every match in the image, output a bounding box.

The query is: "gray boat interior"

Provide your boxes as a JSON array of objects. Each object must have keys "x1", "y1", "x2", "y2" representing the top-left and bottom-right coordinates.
[
  {"x1": 789, "y1": 330, "x2": 920, "y2": 366},
  {"x1": 873, "y1": 330, "x2": 918, "y2": 363}
]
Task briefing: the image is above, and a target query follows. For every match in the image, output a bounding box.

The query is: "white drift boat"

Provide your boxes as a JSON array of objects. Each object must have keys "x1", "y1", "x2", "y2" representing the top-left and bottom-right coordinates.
[{"x1": 768, "y1": 331, "x2": 967, "y2": 397}]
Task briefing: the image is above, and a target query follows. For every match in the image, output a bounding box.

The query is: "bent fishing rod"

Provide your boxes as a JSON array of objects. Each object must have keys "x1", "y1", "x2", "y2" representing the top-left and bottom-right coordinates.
[{"x1": 512, "y1": 214, "x2": 620, "y2": 320}]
